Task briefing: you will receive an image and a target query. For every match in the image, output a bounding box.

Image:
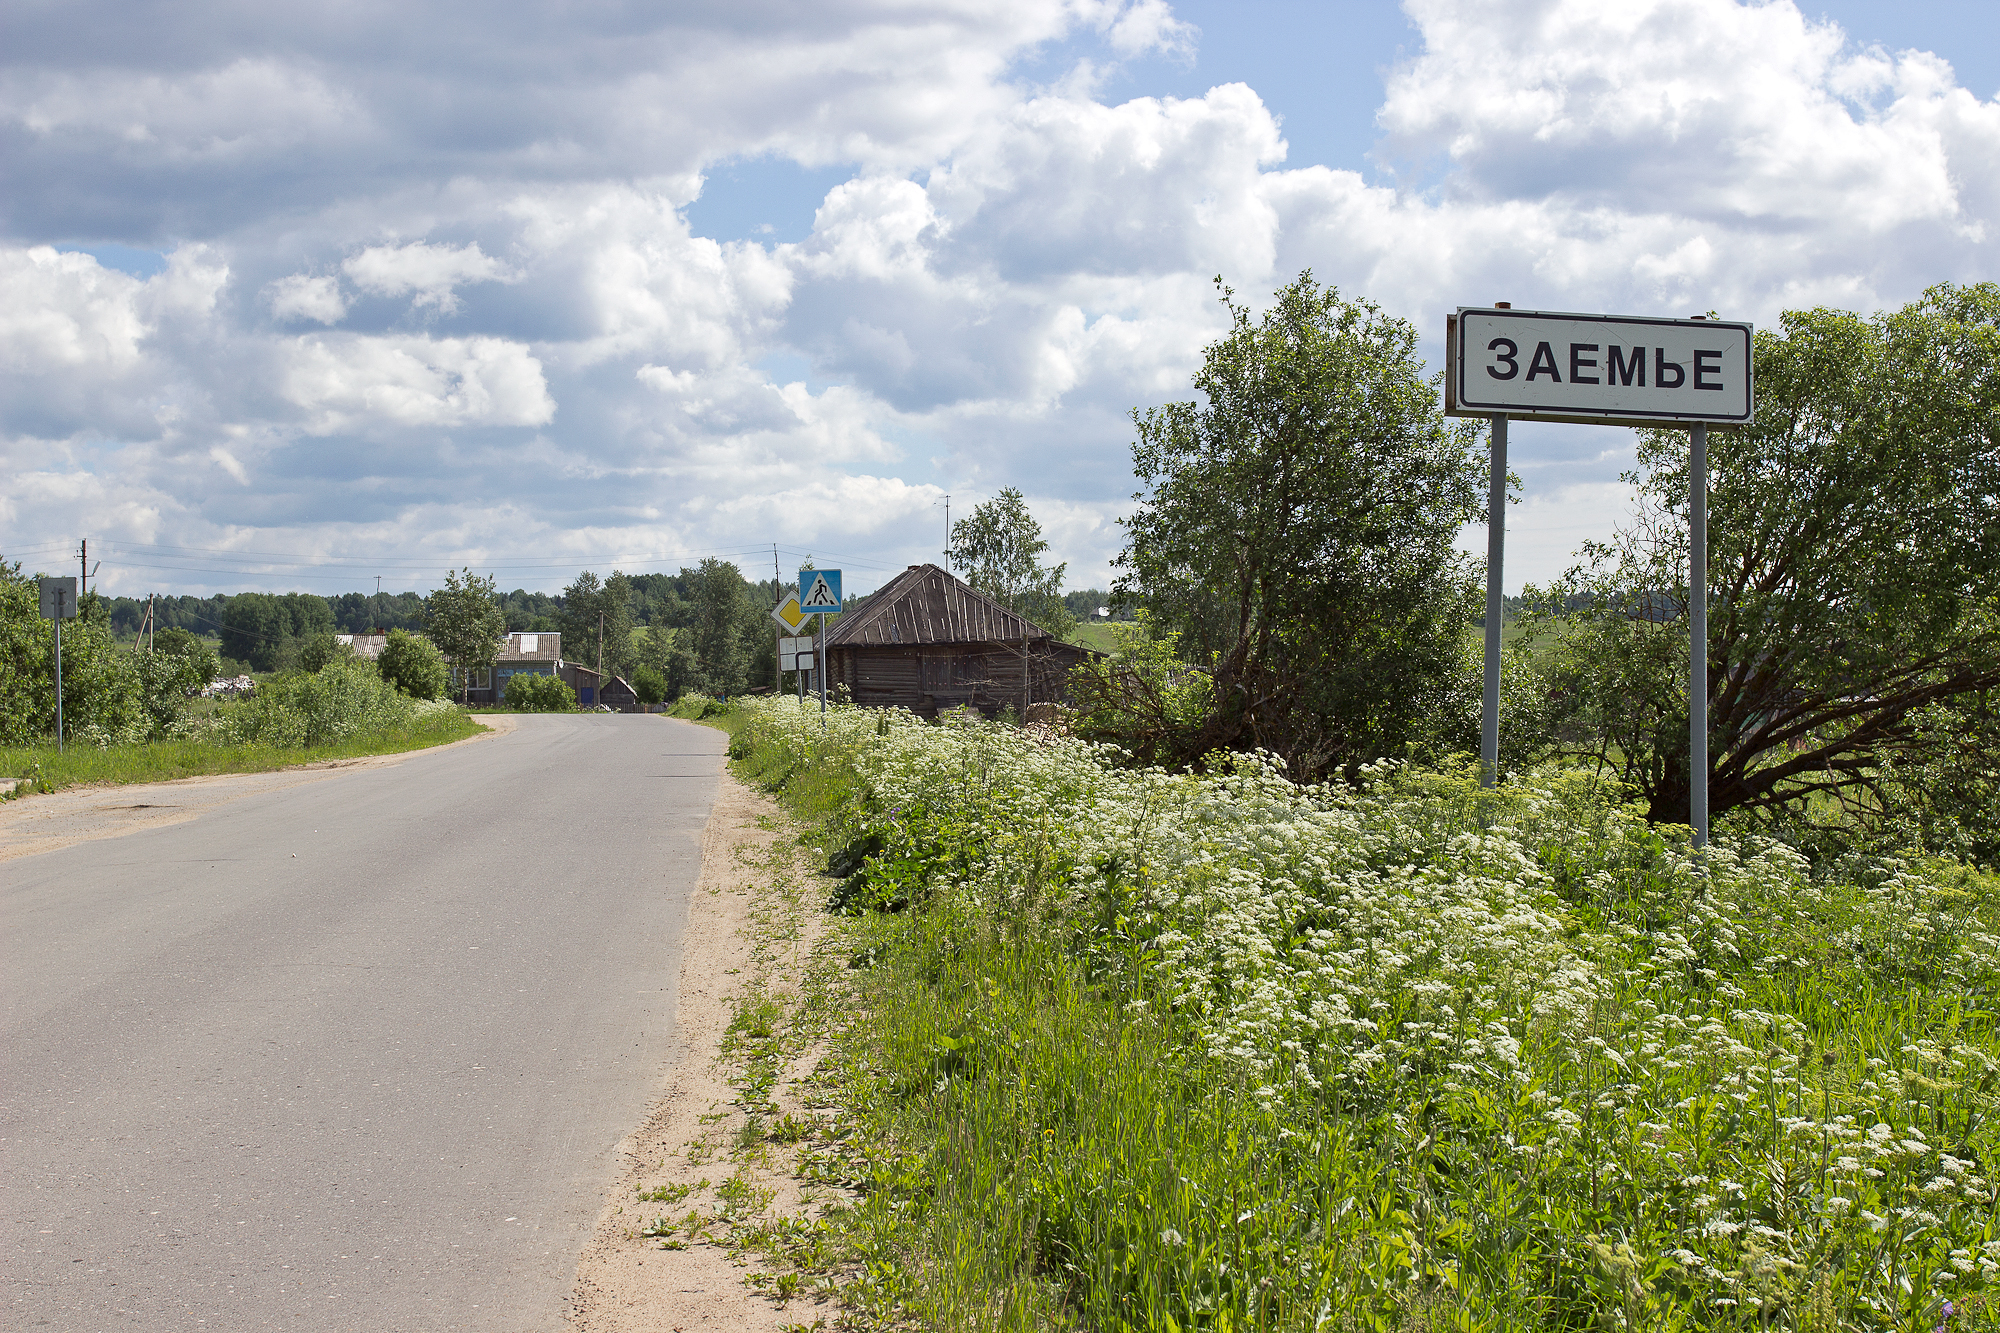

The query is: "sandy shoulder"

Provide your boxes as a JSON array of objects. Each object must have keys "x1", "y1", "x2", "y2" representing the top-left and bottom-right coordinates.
[
  {"x1": 570, "y1": 753, "x2": 838, "y2": 1333},
  {"x1": 0, "y1": 713, "x2": 515, "y2": 864}
]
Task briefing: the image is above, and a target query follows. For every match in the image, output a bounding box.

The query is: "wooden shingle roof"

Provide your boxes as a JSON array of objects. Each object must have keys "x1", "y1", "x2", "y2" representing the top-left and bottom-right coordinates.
[{"x1": 824, "y1": 564, "x2": 1058, "y2": 648}]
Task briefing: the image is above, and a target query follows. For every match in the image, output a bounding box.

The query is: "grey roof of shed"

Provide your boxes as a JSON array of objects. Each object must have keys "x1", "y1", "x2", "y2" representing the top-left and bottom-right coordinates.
[{"x1": 824, "y1": 564, "x2": 1061, "y2": 648}]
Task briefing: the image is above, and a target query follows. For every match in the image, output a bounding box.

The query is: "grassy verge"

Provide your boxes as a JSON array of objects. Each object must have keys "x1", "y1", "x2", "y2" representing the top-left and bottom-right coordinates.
[
  {"x1": 0, "y1": 708, "x2": 484, "y2": 797},
  {"x1": 708, "y1": 695, "x2": 2000, "y2": 1332}
]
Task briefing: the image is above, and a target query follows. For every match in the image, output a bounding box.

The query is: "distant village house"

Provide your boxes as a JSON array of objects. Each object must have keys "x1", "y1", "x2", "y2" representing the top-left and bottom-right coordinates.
[{"x1": 823, "y1": 563, "x2": 1095, "y2": 719}]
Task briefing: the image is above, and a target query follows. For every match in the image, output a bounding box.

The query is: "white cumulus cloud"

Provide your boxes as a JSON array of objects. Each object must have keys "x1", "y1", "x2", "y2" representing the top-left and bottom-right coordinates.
[
  {"x1": 342, "y1": 242, "x2": 514, "y2": 313},
  {"x1": 281, "y1": 334, "x2": 556, "y2": 433},
  {"x1": 2, "y1": 0, "x2": 1995, "y2": 596},
  {"x1": 266, "y1": 274, "x2": 348, "y2": 324}
]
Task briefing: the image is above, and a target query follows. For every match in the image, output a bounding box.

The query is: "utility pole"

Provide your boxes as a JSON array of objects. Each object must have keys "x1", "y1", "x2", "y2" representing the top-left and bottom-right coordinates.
[
  {"x1": 597, "y1": 610, "x2": 605, "y2": 683},
  {"x1": 942, "y1": 495, "x2": 950, "y2": 570},
  {"x1": 79, "y1": 538, "x2": 87, "y2": 599},
  {"x1": 773, "y1": 544, "x2": 782, "y2": 694},
  {"x1": 375, "y1": 575, "x2": 383, "y2": 634}
]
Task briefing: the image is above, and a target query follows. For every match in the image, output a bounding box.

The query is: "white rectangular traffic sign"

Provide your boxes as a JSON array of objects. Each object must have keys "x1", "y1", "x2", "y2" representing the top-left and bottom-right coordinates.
[
  {"x1": 781, "y1": 649, "x2": 815, "y2": 672},
  {"x1": 798, "y1": 569, "x2": 842, "y2": 613},
  {"x1": 38, "y1": 576, "x2": 78, "y2": 620},
  {"x1": 1448, "y1": 308, "x2": 1753, "y2": 426}
]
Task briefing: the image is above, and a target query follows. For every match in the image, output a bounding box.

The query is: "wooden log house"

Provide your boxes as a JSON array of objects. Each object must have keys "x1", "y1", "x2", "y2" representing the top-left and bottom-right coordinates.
[{"x1": 822, "y1": 564, "x2": 1096, "y2": 719}]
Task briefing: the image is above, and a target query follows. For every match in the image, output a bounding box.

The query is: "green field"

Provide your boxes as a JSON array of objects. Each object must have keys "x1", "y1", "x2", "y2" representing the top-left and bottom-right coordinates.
[{"x1": 1065, "y1": 621, "x2": 1125, "y2": 654}]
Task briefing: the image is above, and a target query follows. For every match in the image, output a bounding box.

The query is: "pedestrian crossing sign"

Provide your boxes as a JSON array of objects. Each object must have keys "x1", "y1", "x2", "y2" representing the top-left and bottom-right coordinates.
[{"x1": 798, "y1": 569, "x2": 842, "y2": 613}]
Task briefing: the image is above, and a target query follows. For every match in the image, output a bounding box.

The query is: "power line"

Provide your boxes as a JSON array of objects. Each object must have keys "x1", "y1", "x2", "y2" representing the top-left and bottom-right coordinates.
[{"x1": 91, "y1": 541, "x2": 789, "y2": 572}]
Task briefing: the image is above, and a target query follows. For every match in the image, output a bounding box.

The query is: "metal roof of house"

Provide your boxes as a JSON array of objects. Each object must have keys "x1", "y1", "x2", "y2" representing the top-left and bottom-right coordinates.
[
  {"x1": 497, "y1": 631, "x2": 562, "y2": 662},
  {"x1": 824, "y1": 564, "x2": 1060, "y2": 648}
]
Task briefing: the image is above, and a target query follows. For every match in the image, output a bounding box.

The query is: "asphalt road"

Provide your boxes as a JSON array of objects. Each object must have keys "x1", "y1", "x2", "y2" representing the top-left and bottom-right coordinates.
[{"x1": 4, "y1": 714, "x2": 725, "y2": 1332}]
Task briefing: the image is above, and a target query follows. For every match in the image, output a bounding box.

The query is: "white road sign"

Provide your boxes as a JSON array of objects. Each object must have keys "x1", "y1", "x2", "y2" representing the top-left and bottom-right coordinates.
[
  {"x1": 38, "y1": 576, "x2": 78, "y2": 620},
  {"x1": 1448, "y1": 308, "x2": 1753, "y2": 426},
  {"x1": 780, "y1": 635, "x2": 815, "y2": 671}
]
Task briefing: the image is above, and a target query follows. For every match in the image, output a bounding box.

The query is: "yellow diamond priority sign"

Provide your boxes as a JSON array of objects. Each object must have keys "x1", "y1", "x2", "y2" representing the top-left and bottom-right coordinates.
[{"x1": 770, "y1": 593, "x2": 809, "y2": 633}]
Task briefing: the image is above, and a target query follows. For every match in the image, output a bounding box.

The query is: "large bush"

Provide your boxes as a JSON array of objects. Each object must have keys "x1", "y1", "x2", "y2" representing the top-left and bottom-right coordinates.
[
  {"x1": 376, "y1": 628, "x2": 449, "y2": 700},
  {"x1": 0, "y1": 564, "x2": 146, "y2": 744},
  {"x1": 130, "y1": 642, "x2": 215, "y2": 737},
  {"x1": 504, "y1": 671, "x2": 576, "y2": 712},
  {"x1": 224, "y1": 656, "x2": 414, "y2": 747},
  {"x1": 294, "y1": 632, "x2": 357, "y2": 673}
]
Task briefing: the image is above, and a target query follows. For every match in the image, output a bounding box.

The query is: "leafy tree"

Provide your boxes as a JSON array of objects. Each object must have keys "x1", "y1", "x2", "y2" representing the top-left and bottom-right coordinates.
[
  {"x1": 685, "y1": 558, "x2": 749, "y2": 695},
  {"x1": 631, "y1": 666, "x2": 666, "y2": 706},
  {"x1": 558, "y1": 570, "x2": 635, "y2": 678},
  {"x1": 424, "y1": 568, "x2": 506, "y2": 704},
  {"x1": 152, "y1": 627, "x2": 218, "y2": 675},
  {"x1": 1115, "y1": 272, "x2": 1486, "y2": 781},
  {"x1": 295, "y1": 632, "x2": 357, "y2": 673},
  {"x1": 1538, "y1": 282, "x2": 2000, "y2": 857},
  {"x1": 664, "y1": 630, "x2": 699, "y2": 701},
  {"x1": 131, "y1": 643, "x2": 217, "y2": 736},
  {"x1": 328, "y1": 589, "x2": 425, "y2": 633},
  {"x1": 497, "y1": 587, "x2": 562, "y2": 633},
  {"x1": 376, "y1": 628, "x2": 449, "y2": 700},
  {"x1": 219, "y1": 592, "x2": 335, "y2": 671},
  {"x1": 950, "y1": 488, "x2": 1076, "y2": 637},
  {"x1": 1410, "y1": 637, "x2": 1553, "y2": 776},
  {"x1": 632, "y1": 624, "x2": 679, "y2": 682}
]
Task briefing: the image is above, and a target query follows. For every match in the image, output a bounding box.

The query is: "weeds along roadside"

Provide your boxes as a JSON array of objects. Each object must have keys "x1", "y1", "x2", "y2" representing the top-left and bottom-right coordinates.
[
  {"x1": 1, "y1": 702, "x2": 480, "y2": 798},
  {"x1": 693, "y1": 692, "x2": 2000, "y2": 1332}
]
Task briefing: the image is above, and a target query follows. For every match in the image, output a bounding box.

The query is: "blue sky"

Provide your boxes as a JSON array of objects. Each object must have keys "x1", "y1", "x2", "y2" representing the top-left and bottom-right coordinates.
[{"x1": 4, "y1": 0, "x2": 1996, "y2": 599}]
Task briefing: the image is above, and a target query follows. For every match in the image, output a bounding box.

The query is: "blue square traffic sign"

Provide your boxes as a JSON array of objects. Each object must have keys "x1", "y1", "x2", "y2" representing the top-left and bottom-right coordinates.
[{"x1": 798, "y1": 569, "x2": 842, "y2": 612}]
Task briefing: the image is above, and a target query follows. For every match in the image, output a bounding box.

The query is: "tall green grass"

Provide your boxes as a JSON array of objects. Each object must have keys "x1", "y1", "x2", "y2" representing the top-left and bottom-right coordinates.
[
  {"x1": 1, "y1": 707, "x2": 482, "y2": 795},
  {"x1": 737, "y1": 696, "x2": 2000, "y2": 1331}
]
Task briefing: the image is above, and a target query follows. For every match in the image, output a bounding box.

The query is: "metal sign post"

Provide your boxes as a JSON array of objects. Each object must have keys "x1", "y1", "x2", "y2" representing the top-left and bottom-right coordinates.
[
  {"x1": 38, "y1": 577, "x2": 79, "y2": 753},
  {"x1": 1481, "y1": 414, "x2": 1508, "y2": 786},
  {"x1": 1690, "y1": 424, "x2": 1709, "y2": 847},
  {"x1": 1447, "y1": 306, "x2": 1751, "y2": 839},
  {"x1": 797, "y1": 569, "x2": 843, "y2": 725}
]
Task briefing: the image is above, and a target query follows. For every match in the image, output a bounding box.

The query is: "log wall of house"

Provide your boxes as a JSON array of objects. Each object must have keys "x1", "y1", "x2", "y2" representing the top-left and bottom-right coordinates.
[{"x1": 835, "y1": 642, "x2": 1088, "y2": 718}]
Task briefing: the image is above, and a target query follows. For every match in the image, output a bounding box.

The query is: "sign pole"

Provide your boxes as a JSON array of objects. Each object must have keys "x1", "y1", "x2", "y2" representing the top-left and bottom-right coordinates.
[
  {"x1": 1480, "y1": 413, "x2": 1508, "y2": 787},
  {"x1": 54, "y1": 602, "x2": 64, "y2": 755},
  {"x1": 817, "y1": 614, "x2": 827, "y2": 724},
  {"x1": 1690, "y1": 422, "x2": 1709, "y2": 848}
]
